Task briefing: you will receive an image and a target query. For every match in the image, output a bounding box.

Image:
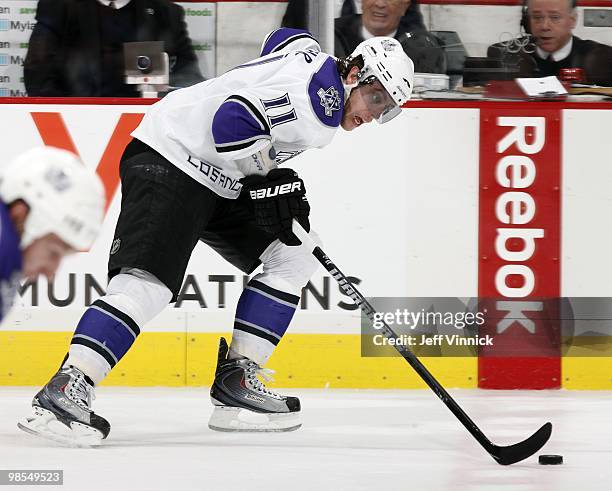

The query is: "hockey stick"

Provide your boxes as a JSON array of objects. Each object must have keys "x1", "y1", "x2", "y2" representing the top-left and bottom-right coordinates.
[{"x1": 291, "y1": 221, "x2": 552, "y2": 465}]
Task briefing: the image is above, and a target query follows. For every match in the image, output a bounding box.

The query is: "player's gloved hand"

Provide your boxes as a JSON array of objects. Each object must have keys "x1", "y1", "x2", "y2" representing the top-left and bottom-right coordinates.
[{"x1": 241, "y1": 168, "x2": 310, "y2": 246}]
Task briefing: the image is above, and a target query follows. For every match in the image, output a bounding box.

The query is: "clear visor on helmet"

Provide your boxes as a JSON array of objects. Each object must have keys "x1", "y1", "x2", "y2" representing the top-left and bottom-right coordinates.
[{"x1": 359, "y1": 79, "x2": 402, "y2": 124}]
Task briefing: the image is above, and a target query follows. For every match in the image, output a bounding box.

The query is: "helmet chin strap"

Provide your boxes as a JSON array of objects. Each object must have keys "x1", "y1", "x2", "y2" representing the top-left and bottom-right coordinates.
[
  {"x1": 343, "y1": 72, "x2": 373, "y2": 102},
  {"x1": 342, "y1": 81, "x2": 357, "y2": 102}
]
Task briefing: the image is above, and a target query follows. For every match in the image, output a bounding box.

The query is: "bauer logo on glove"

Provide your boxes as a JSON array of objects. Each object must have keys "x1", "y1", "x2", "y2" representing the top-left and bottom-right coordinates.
[
  {"x1": 249, "y1": 181, "x2": 302, "y2": 200},
  {"x1": 241, "y1": 168, "x2": 310, "y2": 246}
]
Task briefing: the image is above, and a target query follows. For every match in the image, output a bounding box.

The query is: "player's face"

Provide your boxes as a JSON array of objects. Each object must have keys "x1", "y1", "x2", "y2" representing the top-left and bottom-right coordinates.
[
  {"x1": 362, "y1": 0, "x2": 411, "y2": 37},
  {"x1": 341, "y1": 81, "x2": 398, "y2": 131},
  {"x1": 528, "y1": 0, "x2": 576, "y2": 53},
  {"x1": 22, "y1": 233, "x2": 75, "y2": 281}
]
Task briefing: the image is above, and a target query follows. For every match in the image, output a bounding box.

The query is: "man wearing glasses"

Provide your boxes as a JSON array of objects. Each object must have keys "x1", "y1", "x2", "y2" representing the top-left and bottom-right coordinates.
[{"x1": 487, "y1": 0, "x2": 612, "y2": 86}]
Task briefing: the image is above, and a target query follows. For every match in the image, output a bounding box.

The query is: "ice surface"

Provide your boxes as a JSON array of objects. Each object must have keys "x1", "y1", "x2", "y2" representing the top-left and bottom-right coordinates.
[{"x1": 1, "y1": 388, "x2": 610, "y2": 491}]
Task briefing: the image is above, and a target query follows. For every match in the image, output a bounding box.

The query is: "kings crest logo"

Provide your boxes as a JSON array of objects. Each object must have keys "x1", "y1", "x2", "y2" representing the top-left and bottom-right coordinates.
[
  {"x1": 317, "y1": 86, "x2": 341, "y2": 117},
  {"x1": 381, "y1": 39, "x2": 397, "y2": 51}
]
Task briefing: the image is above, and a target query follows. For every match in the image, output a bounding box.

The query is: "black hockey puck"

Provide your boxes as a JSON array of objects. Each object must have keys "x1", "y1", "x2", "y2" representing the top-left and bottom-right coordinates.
[{"x1": 538, "y1": 454, "x2": 563, "y2": 465}]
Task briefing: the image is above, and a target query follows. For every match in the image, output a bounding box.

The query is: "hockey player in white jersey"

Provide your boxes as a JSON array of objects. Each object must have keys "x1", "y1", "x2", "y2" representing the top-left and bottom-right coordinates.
[
  {"x1": 0, "y1": 147, "x2": 105, "y2": 325},
  {"x1": 19, "y1": 28, "x2": 414, "y2": 445}
]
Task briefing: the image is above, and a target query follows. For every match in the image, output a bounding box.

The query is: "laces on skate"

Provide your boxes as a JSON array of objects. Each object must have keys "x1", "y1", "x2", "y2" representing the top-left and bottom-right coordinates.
[
  {"x1": 244, "y1": 361, "x2": 284, "y2": 400},
  {"x1": 66, "y1": 370, "x2": 95, "y2": 411}
]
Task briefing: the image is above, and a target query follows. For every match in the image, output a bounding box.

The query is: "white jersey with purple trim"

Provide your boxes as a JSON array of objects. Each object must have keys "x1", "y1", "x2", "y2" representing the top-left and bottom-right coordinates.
[{"x1": 132, "y1": 28, "x2": 345, "y2": 199}]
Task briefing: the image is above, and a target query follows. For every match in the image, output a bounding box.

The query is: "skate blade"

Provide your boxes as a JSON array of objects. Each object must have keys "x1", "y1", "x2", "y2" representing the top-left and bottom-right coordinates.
[
  {"x1": 17, "y1": 406, "x2": 103, "y2": 448},
  {"x1": 208, "y1": 405, "x2": 301, "y2": 432}
]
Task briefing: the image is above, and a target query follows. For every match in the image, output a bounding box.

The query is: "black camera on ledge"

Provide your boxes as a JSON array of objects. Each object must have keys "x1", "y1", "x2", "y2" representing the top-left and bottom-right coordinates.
[
  {"x1": 123, "y1": 41, "x2": 169, "y2": 97},
  {"x1": 136, "y1": 55, "x2": 153, "y2": 74}
]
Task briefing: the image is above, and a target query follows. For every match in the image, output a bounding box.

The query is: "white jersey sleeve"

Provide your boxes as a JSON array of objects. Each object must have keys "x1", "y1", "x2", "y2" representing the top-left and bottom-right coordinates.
[
  {"x1": 211, "y1": 49, "x2": 344, "y2": 162},
  {"x1": 132, "y1": 28, "x2": 345, "y2": 199}
]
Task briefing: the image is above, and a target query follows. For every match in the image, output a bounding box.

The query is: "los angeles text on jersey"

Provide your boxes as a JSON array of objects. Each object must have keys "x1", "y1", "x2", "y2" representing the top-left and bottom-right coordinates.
[{"x1": 186, "y1": 155, "x2": 241, "y2": 192}]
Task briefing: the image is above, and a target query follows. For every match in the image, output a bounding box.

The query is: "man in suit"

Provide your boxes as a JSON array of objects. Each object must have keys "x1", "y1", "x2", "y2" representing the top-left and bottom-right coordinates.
[
  {"x1": 488, "y1": 0, "x2": 612, "y2": 86},
  {"x1": 282, "y1": 0, "x2": 425, "y2": 38},
  {"x1": 24, "y1": 0, "x2": 204, "y2": 97},
  {"x1": 334, "y1": 0, "x2": 426, "y2": 58}
]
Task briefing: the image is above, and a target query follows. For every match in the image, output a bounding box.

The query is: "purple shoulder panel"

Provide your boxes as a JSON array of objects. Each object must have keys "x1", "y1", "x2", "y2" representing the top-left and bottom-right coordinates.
[
  {"x1": 260, "y1": 28, "x2": 317, "y2": 57},
  {"x1": 212, "y1": 96, "x2": 271, "y2": 154},
  {"x1": 307, "y1": 57, "x2": 344, "y2": 128}
]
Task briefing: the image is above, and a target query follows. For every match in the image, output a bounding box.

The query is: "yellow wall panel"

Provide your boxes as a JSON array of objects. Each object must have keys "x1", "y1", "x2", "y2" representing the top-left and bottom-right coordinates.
[
  {"x1": 6, "y1": 332, "x2": 610, "y2": 390},
  {"x1": 1, "y1": 331, "x2": 477, "y2": 388},
  {"x1": 562, "y1": 358, "x2": 612, "y2": 390}
]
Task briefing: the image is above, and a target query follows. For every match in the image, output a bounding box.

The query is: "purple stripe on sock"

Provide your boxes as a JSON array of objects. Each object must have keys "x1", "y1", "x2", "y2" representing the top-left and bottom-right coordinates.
[
  {"x1": 73, "y1": 306, "x2": 137, "y2": 362},
  {"x1": 235, "y1": 288, "x2": 296, "y2": 338}
]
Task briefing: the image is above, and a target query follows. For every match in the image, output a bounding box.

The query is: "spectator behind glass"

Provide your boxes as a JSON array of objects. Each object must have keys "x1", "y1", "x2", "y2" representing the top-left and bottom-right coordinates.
[
  {"x1": 282, "y1": 0, "x2": 425, "y2": 48},
  {"x1": 333, "y1": 0, "x2": 426, "y2": 58},
  {"x1": 24, "y1": 0, "x2": 204, "y2": 97},
  {"x1": 487, "y1": 0, "x2": 612, "y2": 86}
]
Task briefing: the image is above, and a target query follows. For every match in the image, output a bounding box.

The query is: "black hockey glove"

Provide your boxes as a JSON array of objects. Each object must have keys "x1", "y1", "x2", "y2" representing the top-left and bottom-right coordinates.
[{"x1": 241, "y1": 168, "x2": 310, "y2": 246}]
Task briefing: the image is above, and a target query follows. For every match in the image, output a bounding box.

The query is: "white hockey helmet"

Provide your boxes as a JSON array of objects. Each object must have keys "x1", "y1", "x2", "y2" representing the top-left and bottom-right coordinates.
[
  {"x1": 349, "y1": 37, "x2": 415, "y2": 124},
  {"x1": 0, "y1": 147, "x2": 105, "y2": 250}
]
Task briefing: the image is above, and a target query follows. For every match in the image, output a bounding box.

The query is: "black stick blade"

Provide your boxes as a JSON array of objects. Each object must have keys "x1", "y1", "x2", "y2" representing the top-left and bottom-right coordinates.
[{"x1": 489, "y1": 422, "x2": 553, "y2": 465}]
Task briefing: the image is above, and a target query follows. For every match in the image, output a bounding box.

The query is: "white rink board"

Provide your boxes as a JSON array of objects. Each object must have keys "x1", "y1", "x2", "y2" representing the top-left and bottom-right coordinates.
[
  {"x1": 1, "y1": 103, "x2": 612, "y2": 335},
  {"x1": 0, "y1": 103, "x2": 479, "y2": 334},
  {"x1": 293, "y1": 107, "x2": 480, "y2": 299},
  {"x1": 562, "y1": 109, "x2": 612, "y2": 297}
]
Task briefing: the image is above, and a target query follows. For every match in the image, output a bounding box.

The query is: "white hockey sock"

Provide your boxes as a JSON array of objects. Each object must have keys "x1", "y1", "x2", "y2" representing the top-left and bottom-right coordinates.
[
  {"x1": 229, "y1": 332, "x2": 276, "y2": 366},
  {"x1": 64, "y1": 268, "x2": 172, "y2": 385},
  {"x1": 64, "y1": 344, "x2": 110, "y2": 386}
]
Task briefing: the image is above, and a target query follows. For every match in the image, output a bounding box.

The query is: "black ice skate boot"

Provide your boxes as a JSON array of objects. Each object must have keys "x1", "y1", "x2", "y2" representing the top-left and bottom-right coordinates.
[
  {"x1": 209, "y1": 337, "x2": 301, "y2": 432},
  {"x1": 18, "y1": 366, "x2": 110, "y2": 447}
]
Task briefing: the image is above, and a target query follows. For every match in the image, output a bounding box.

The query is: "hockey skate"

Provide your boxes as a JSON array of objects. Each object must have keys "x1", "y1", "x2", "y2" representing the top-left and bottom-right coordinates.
[
  {"x1": 18, "y1": 366, "x2": 110, "y2": 447},
  {"x1": 208, "y1": 338, "x2": 301, "y2": 432}
]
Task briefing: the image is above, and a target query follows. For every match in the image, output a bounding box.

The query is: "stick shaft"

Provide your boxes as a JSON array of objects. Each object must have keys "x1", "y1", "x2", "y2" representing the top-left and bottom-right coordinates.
[{"x1": 292, "y1": 222, "x2": 495, "y2": 452}]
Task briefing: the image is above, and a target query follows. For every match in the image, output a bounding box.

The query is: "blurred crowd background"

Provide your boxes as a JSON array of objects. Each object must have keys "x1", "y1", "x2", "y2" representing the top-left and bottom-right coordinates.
[{"x1": 0, "y1": 0, "x2": 611, "y2": 98}]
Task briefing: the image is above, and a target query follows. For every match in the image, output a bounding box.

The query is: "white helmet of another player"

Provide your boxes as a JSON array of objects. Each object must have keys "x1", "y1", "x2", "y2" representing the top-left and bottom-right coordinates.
[
  {"x1": 0, "y1": 147, "x2": 105, "y2": 250},
  {"x1": 349, "y1": 37, "x2": 414, "y2": 124}
]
